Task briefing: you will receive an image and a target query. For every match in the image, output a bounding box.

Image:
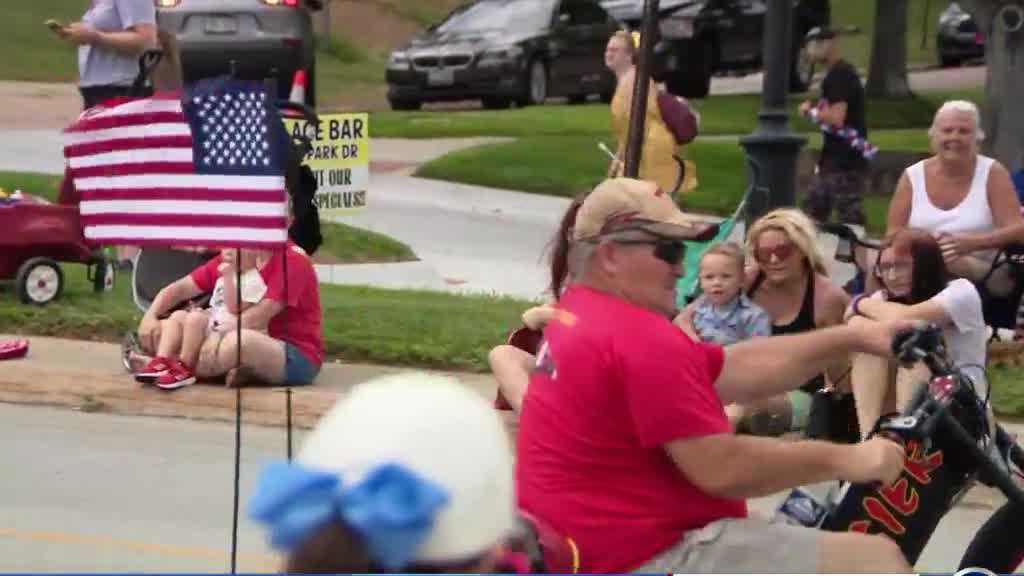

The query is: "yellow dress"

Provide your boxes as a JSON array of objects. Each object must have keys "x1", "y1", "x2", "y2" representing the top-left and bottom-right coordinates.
[{"x1": 609, "y1": 77, "x2": 697, "y2": 194}]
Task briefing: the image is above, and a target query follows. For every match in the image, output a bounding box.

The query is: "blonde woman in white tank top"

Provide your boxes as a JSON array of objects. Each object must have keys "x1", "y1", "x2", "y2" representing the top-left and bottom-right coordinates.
[{"x1": 886, "y1": 101, "x2": 1023, "y2": 297}]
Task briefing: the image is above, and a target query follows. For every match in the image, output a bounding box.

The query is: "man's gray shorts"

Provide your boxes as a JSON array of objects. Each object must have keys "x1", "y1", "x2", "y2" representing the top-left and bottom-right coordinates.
[{"x1": 632, "y1": 517, "x2": 821, "y2": 573}]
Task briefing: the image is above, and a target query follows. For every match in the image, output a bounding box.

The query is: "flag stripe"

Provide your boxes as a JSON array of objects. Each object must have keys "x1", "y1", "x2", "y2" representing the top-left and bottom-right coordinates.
[
  {"x1": 79, "y1": 96, "x2": 183, "y2": 119},
  {"x1": 81, "y1": 213, "x2": 287, "y2": 229},
  {"x1": 66, "y1": 138, "x2": 194, "y2": 160},
  {"x1": 74, "y1": 174, "x2": 285, "y2": 191},
  {"x1": 66, "y1": 86, "x2": 288, "y2": 248},
  {"x1": 69, "y1": 162, "x2": 196, "y2": 179},
  {"x1": 80, "y1": 188, "x2": 286, "y2": 203},
  {"x1": 81, "y1": 199, "x2": 287, "y2": 217},
  {"x1": 65, "y1": 123, "x2": 192, "y2": 146},
  {"x1": 83, "y1": 225, "x2": 289, "y2": 244},
  {"x1": 66, "y1": 111, "x2": 187, "y2": 133}
]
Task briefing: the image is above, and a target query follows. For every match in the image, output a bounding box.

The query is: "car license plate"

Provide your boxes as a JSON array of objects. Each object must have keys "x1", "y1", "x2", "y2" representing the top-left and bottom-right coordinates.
[
  {"x1": 204, "y1": 15, "x2": 237, "y2": 35},
  {"x1": 427, "y1": 68, "x2": 454, "y2": 87}
]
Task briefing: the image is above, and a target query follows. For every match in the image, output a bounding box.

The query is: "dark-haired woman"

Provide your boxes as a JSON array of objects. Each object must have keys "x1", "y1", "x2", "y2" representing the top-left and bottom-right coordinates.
[
  {"x1": 488, "y1": 196, "x2": 584, "y2": 412},
  {"x1": 847, "y1": 228, "x2": 988, "y2": 439}
]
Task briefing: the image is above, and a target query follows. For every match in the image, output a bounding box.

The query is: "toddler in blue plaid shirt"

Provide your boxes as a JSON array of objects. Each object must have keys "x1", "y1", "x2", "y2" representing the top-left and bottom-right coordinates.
[{"x1": 678, "y1": 242, "x2": 771, "y2": 345}]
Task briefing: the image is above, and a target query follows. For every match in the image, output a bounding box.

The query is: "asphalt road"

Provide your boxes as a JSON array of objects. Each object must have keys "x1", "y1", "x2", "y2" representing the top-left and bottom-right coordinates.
[{"x1": 0, "y1": 403, "x2": 1012, "y2": 572}]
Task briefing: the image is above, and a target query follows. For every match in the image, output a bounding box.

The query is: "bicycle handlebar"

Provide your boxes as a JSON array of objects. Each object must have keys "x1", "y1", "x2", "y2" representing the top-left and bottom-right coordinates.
[{"x1": 878, "y1": 323, "x2": 1024, "y2": 505}]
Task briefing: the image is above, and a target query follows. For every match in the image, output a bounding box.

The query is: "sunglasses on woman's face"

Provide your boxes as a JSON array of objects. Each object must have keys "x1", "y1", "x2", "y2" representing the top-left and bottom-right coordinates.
[
  {"x1": 754, "y1": 242, "x2": 796, "y2": 264},
  {"x1": 614, "y1": 238, "x2": 688, "y2": 266}
]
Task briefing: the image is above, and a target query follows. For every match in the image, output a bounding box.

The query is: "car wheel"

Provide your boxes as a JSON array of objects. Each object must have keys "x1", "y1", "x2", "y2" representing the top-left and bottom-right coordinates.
[
  {"x1": 789, "y1": 38, "x2": 814, "y2": 93},
  {"x1": 518, "y1": 59, "x2": 547, "y2": 107},
  {"x1": 939, "y1": 51, "x2": 961, "y2": 67},
  {"x1": 15, "y1": 257, "x2": 64, "y2": 306},
  {"x1": 482, "y1": 96, "x2": 511, "y2": 110},
  {"x1": 388, "y1": 97, "x2": 422, "y2": 111}
]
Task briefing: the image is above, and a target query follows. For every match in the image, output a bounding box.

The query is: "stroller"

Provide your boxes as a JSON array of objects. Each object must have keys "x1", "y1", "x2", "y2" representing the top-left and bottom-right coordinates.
[{"x1": 119, "y1": 49, "x2": 324, "y2": 371}]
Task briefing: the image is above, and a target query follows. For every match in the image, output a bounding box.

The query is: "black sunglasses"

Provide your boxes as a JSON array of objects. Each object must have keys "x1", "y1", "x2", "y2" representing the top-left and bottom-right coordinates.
[{"x1": 613, "y1": 238, "x2": 687, "y2": 265}]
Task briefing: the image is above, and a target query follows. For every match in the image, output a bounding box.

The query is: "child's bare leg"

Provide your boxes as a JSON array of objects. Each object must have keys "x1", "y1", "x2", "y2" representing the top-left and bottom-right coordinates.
[
  {"x1": 156, "y1": 310, "x2": 188, "y2": 359},
  {"x1": 851, "y1": 353, "x2": 897, "y2": 439},
  {"x1": 488, "y1": 345, "x2": 535, "y2": 412},
  {"x1": 179, "y1": 309, "x2": 210, "y2": 369}
]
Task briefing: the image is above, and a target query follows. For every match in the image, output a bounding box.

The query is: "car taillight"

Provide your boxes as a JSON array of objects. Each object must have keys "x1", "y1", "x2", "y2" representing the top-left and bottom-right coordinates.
[
  {"x1": 262, "y1": 0, "x2": 299, "y2": 6},
  {"x1": 155, "y1": 0, "x2": 181, "y2": 6}
]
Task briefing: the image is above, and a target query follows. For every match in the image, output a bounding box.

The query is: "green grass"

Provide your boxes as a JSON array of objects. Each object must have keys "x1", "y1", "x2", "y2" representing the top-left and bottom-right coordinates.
[
  {"x1": 415, "y1": 131, "x2": 933, "y2": 237},
  {"x1": 320, "y1": 221, "x2": 416, "y2": 263},
  {"x1": 0, "y1": 1, "x2": 81, "y2": 82},
  {"x1": 0, "y1": 171, "x2": 415, "y2": 264},
  {"x1": 0, "y1": 263, "x2": 529, "y2": 371},
  {"x1": 990, "y1": 364, "x2": 1024, "y2": 420},
  {"x1": 372, "y1": 88, "x2": 983, "y2": 139},
  {"x1": 833, "y1": 0, "x2": 950, "y2": 71}
]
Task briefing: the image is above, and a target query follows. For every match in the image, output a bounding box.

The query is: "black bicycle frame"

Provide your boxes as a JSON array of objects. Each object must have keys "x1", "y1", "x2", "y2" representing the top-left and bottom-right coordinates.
[{"x1": 818, "y1": 330, "x2": 1024, "y2": 565}]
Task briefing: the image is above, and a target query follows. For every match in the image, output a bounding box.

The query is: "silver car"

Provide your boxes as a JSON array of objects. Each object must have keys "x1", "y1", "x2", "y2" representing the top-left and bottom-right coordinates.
[{"x1": 155, "y1": 0, "x2": 322, "y2": 105}]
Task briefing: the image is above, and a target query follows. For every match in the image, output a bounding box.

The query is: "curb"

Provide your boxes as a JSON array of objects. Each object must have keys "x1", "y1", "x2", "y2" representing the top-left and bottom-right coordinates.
[
  {"x1": 0, "y1": 334, "x2": 500, "y2": 430},
  {"x1": 0, "y1": 357, "x2": 342, "y2": 430}
]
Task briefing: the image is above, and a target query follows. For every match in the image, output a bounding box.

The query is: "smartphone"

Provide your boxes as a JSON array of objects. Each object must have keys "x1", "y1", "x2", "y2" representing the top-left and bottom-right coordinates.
[{"x1": 45, "y1": 19, "x2": 64, "y2": 32}]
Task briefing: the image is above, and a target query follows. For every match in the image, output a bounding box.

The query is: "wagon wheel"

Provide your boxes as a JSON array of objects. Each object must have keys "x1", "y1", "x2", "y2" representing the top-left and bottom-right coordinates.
[{"x1": 15, "y1": 257, "x2": 64, "y2": 305}]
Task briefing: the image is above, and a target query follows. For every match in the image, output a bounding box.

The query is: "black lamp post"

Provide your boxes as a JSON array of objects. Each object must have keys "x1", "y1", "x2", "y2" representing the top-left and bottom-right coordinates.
[
  {"x1": 623, "y1": 0, "x2": 660, "y2": 177},
  {"x1": 739, "y1": 0, "x2": 807, "y2": 226}
]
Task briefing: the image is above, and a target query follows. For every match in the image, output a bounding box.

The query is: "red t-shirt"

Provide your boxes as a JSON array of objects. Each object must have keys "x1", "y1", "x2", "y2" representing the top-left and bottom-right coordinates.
[
  {"x1": 190, "y1": 243, "x2": 324, "y2": 366},
  {"x1": 516, "y1": 285, "x2": 747, "y2": 572}
]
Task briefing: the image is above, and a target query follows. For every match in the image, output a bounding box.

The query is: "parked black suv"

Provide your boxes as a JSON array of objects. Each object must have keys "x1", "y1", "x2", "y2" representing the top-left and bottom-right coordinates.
[
  {"x1": 600, "y1": 0, "x2": 830, "y2": 98},
  {"x1": 385, "y1": 0, "x2": 618, "y2": 110}
]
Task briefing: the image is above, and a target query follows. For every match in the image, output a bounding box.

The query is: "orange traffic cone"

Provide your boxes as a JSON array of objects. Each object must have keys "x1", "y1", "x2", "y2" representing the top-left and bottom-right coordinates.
[{"x1": 288, "y1": 69, "x2": 307, "y2": 105}]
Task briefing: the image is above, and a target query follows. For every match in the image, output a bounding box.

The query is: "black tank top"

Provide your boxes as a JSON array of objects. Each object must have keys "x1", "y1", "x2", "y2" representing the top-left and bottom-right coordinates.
[{"x1": 749, "y1": 271, "x2": 825, "y2": 394}]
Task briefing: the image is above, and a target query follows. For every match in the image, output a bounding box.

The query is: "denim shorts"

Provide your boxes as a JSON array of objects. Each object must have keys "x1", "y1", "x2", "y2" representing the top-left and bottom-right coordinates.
[{"x1": 284, "y1": 343, "x2": 320, "y2": 386}]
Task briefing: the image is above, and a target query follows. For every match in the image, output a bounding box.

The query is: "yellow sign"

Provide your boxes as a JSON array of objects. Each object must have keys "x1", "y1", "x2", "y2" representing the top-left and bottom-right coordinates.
[{"x1": 283, "y1": 113, "x2": 369, "y2": 213}]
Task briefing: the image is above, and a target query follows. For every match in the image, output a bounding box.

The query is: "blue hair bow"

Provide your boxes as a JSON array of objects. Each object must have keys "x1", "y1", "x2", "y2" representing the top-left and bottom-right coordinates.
[{"x1": 248, "y1": 460, "x2": 450, "y2": 570}]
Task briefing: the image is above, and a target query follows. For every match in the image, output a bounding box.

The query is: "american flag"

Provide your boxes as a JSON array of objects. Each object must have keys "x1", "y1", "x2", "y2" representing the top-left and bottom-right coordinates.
[{"x1": 63, "y1": 78, "x2": 290, "y2": 248}]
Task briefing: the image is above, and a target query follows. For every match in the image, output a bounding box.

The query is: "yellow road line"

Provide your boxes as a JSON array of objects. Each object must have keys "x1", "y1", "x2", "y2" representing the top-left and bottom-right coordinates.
[{"x1": 0, "y1": 527, "x2": 279, "y2": 568}]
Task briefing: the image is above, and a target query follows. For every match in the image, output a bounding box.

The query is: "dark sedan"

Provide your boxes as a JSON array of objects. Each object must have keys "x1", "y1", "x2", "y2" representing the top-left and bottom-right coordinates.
[
  {"x1": 385, "y1": 0, "x2": 618, "y2": 110},
  {"x1": 937, "y1": 2, "x2": 985, "y2": 67},
  {"x1": 156, "y1": 0, "x2": 322, "y2": 106}
]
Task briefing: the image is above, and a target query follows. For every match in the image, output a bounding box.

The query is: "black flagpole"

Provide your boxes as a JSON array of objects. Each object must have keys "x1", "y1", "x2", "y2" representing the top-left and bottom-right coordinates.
[{"x1": 623, "y1": 0, "x2": 661, "y2": 177}]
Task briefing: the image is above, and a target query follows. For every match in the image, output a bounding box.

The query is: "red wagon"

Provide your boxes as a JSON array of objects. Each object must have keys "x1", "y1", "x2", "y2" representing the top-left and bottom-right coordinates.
[{"x1": 0, "y1": 192, "x2": 111, "y2": 305}]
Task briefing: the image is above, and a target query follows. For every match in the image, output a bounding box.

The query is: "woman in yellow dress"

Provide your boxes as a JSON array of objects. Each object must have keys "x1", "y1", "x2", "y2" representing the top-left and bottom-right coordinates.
[{"x1": 604, "y1": 30, "x2": 698, "y2": 194}]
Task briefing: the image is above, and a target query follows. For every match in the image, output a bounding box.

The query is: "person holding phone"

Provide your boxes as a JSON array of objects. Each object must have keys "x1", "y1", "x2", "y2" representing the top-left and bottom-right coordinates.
[{"x1": 48, "y1": 0, "x2": 157, "y2": 110}]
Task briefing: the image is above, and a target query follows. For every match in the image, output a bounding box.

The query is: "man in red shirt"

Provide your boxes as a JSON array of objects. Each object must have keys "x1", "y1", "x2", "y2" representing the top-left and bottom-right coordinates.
[{"x1": 516, "y1": 178, "x2": 912, "y2": 573}]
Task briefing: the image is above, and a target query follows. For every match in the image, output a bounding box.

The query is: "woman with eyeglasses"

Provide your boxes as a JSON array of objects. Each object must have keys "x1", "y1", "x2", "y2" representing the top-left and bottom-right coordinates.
[
  {"x1": 845, "y1": 228, "x2": 988, "y2": 439},
  {"x1": 739, "y1": 208, "x2": 853, "y2": 437}
]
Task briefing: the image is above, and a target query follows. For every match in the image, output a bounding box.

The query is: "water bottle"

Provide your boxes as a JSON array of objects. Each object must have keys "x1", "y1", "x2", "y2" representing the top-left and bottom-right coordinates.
[{"x1": 772, "y1": 482, "x2": 840, "y2": 528}]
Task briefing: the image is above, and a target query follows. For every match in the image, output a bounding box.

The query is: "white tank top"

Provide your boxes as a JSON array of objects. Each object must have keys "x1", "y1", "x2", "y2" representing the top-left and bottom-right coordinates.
[{"x1": 907, "y1": 155, "x2": 995, "y2": 235}]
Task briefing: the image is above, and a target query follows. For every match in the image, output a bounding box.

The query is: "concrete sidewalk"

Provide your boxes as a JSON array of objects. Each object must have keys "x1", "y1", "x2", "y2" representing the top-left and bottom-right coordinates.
[{"x1": 0, "y1": 334, "x2": 500, "y2": 431}]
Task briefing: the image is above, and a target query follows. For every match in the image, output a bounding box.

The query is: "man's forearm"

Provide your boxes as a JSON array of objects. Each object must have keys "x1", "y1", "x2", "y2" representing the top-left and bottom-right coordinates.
[
  {"x1": 716, "y1": 325, "x2": 860, "y2": 404},
  {"x1": 711, "y1": 436, "x2": 853, "y2": 498}
]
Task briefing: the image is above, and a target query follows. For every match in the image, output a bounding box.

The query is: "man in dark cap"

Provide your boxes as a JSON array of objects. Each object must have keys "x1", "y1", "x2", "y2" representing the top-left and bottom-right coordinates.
[{"x1": 799, "y1": 26, "x2": 868, "y2": 226}]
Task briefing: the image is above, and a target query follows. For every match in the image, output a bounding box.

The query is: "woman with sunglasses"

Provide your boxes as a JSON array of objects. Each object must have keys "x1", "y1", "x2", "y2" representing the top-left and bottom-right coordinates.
[
  {"x1": 739, "y1": 208, "x2": 852, "y2": 436},
  {"x1": 846, "y1": 228, "x2": 988, "y2": 439}
]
